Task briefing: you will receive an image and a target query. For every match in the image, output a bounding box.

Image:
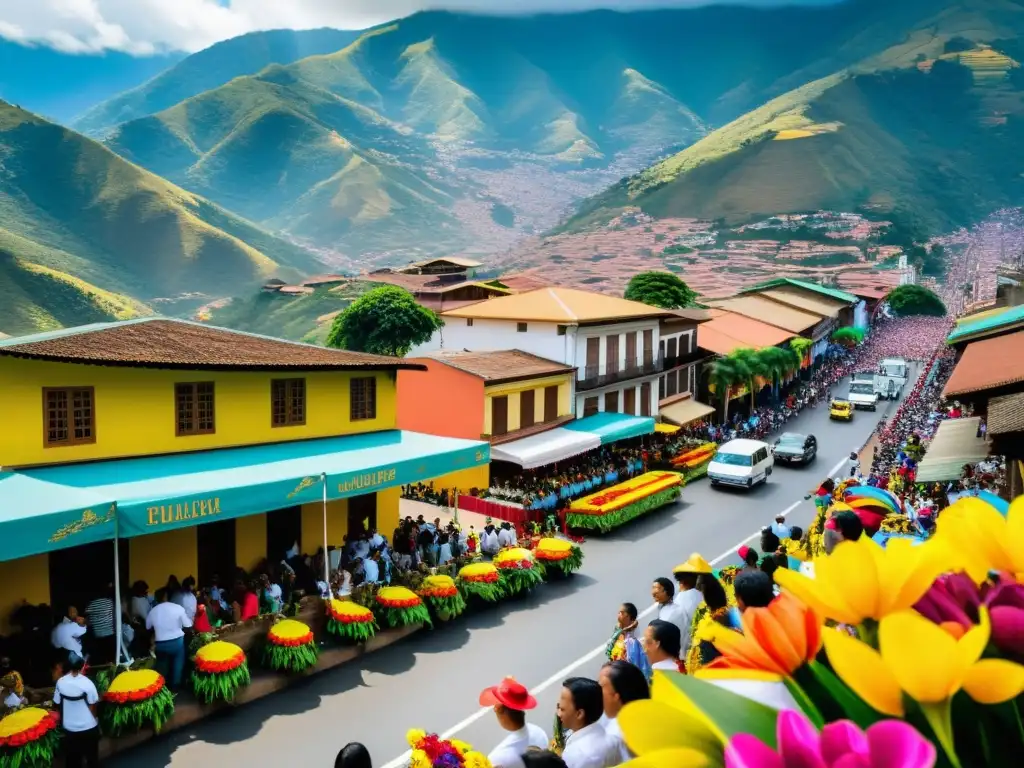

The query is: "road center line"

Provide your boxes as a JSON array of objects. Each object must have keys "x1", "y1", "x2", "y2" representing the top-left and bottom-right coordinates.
[{"x1": 378, "y1": 454, "x2": 846, "y2": 768}]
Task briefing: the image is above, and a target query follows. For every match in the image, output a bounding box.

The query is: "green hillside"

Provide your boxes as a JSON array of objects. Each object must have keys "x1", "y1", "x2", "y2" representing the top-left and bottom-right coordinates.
[
  {"x1": 0, "y1": 100, "x2": 322, "y2": 335},
  {"x1": 74, "y1": 29, "x2": 362, "y2": 137},
  {"x1": 206, "y1": 286, "x2": 356, "y2": 344}
]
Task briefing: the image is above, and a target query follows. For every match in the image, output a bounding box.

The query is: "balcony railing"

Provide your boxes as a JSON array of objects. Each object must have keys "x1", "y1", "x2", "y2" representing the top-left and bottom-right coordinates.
[
  {"x1": 577, "y1": 353, "x2": 664, "y2": 391},
  {"x1": 662, "y1": 350, "x2": 703, "y2": 371}
]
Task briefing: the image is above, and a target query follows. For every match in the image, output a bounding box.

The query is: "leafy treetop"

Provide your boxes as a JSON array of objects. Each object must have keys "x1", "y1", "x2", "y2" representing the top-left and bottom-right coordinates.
[
  {"x1": 326, "y1": 285, "x2": 443, "y2": 356},
  {"x1": 884, "y1": 284, "x2": 947, "y2": 318},
  {"x1": 624, "y1": 271, "x2": 697, "y2": 309}
]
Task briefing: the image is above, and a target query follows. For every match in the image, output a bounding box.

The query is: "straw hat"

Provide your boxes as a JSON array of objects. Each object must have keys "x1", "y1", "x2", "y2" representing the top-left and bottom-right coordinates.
[{"x1": 672, "y1": 553, "x2": 713, "y2": 575}]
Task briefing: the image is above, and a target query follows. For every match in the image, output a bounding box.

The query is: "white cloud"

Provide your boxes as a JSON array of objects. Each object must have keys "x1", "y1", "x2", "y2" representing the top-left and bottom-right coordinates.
[{"x1": 0, "y1": 0, "x2": 821, "y2": 54}]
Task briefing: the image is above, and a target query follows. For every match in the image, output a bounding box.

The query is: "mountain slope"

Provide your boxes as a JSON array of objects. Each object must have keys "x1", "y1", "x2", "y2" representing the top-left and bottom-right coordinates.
[
  {"x1": 0, "y1": 100, "x2": 322, "y2": 334},
  {"x1": 73, "y1": 28, "x2": 363, "y2": 137}
]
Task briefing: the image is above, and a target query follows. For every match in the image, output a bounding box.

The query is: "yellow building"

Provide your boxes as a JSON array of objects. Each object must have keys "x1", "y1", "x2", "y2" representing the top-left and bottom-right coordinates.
[{"x1": 0, "y1": 318, "x2": 489, "y2": 631}]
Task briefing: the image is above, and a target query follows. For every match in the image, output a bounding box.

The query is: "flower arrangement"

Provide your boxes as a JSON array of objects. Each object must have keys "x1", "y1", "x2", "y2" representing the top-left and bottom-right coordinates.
[
  {"x1": 617, "y1": 495, "x2": 1024, "y2": 768},
  {"x1": 191, "y1": 640, "x2": 251, "y2": 704},
  {"x1": 102, "y1": 668, "x2": 175, "y2": 735},
  {"x1": 879, "y1": 513, "x2": 918, "y2": 535},
  {"x1": 417, "y1": 575, "x2": 467, "y2": 621},
  {"x1": 263, "y1": 619, "x2": 319, "y2": 673},
  {"x1": 568, "y1": 471, "x2": 683, "y2": 532},
  {"x1": 493, "y1": 547, "x2": 545, "y2": 595},
  {"x1": 374, "y1": 586, "x2": 432, "y2": 628},
  {"x1": 0, "y1": 707, "x2": 60, "y2": 767},
  {"x1": 456, "y1": 562, "x2": 506, "y2": 602},
  {"x1": 685, "y1": 575, "x2": 737, "y2": 674},
  {"x1": 533, "y1": 537, "x2": 584, "y2": 576},
  {"x1": 671, "y1": 442, "x2": 717, "y2": 468},
  {"x1": 326, "y1": 599, "x2": 378, "y2": 643},
  {"x1": 405, "y1": 729, "x2": 492, "y2": 768}
]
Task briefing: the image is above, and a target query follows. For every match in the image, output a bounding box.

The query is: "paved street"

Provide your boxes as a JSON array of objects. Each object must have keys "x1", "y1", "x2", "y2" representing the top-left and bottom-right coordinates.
[{"x1": 110, "y1": 374, "x2": 898, "y2": 768}]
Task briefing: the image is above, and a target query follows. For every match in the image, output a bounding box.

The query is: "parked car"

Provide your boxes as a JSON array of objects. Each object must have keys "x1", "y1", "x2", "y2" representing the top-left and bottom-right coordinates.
[
  {"x1": 708, "y1": 438, "x2": 774, "y2": 489},
  {"x1": 830, "y1": 400, "x2": 854, "y2": 421},
  {"x1": 773, "y1": 433, "x2": 818, "y2": 465}
]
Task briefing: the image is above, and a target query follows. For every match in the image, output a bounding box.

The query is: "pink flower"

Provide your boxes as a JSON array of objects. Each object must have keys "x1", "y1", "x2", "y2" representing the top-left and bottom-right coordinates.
[{"x1": 725, "y1": 710, "x2": 936, "y2": 768}]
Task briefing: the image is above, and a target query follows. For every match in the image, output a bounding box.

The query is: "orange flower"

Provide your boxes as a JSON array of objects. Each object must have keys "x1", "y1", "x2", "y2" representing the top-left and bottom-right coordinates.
[{"x1": 704, "y1": 592, "x2": 821, "y2": 677}]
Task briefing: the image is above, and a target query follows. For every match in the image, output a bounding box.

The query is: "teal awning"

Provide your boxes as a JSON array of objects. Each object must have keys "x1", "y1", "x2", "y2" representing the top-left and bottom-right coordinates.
[
  {"x1": 564, "y1": 413, "x2": 656, "y2": 444},
  {"x1": 18, "y1": 431, "x2": 488, "y2": 544},
  {"x1": 0, "y1": 473, "x2": 116, "y2": 561}
]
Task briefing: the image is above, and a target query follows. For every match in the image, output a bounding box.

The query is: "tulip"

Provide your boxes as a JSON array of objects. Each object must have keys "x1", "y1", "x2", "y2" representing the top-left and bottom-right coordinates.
[
  {"x1": 774, "y1": 536, "x2": 948, "y2": 627},
  {"x1": 987, "y1": 580, "x2": 1024, "y2": 659},
  {"x1": 933, "y1": 496, "x2": 1024, "y2": 583},
  {"x1": 915, "y1": 573, "x2": 1024, "y2": 660},
  {"x1": 724, "y1": 709, "x2": 937, "y2": 768}
]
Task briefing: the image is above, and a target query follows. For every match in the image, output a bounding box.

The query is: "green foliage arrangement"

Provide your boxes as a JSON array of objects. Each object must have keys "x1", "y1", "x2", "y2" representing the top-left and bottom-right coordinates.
[
  {"x1": 831, "y1": 326, "x2": 866, "y2": 347},
  {"x1": 885, "y1": 285, "x2": 947, "y2": 317},
  {"x1": 101, "y1": 687, "x2": 176, "y2": 737},
  {"x1": 624, "y1": 271, "x2": 697, "y2": 309},
  {"x1": 326, "y1": 285, "x2": 443, "y2": 357}
]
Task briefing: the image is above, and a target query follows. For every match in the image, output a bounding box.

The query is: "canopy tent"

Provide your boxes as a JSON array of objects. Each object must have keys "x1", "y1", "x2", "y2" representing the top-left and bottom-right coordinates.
[
  {"x1": 490, "y1": 428, "x2": 601, "y2": 470},
  {"x1": 916, "y1": 417, "x2": 991, "y2": 483},
  {"x1": 0, "y1": 473, "x2": 115, "y2": 561},
  {"x1": 660, "y1": 398, "x2": 715, "y2": 427},
  {"x1": 563, "y1": 412, "x2": 655, "y2": 444},
  {"x1": 654, "y1": 423, "x2": 680, "y2": 434},
  {"x1": 20, "y1": 431, "x2": 489, "y2": 540}
]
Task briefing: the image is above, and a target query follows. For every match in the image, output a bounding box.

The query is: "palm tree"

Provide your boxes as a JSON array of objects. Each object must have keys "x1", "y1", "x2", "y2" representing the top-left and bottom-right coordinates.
[
  {"x1": 758, "y1": 346, "x2": 799, "y2": 399},
  {"x1": 728, "y1": 348, "x2": 769, "y2": 411},
  {"x1": 790, "y1": 338, "x2": 812, "y2": 373},
  {"x1": 709, "y1": 356, "x2": 744, "y2": 424}
]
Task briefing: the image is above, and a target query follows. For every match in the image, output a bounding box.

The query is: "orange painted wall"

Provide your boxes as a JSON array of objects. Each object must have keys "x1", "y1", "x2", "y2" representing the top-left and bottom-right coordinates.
[{"x1": 397, "y1": 360, "x2": 486, "y2": 440}]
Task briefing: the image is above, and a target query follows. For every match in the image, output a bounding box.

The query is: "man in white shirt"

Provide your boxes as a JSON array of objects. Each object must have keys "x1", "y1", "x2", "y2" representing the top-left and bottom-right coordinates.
[
  {"x1": 598, "y1": 661, "x2": 650, "y2": 763},
  {"x1": 481, "y1": 525, "x2": 501, "y2": 558},
  {"x1": 480, "y1": 676, "x2": 548, "y2": 768},
  {"x1": 671, "y1": 554, "x2": 712, "y2": 653},
  {"x1": 650, "y1": 578, "x2": 688, "y2": 640},
  {"x1": 51, "y1": 607, "x2": 88, "y2": 661},
  {"x1": 497, "y1": 522, "x2": 516, "y2": 549},
  {"x1": 362, "y1": 552, "x2": 381, "y2": 584},
  {"x1": 54, "y1": 653, "x2": 100, "y2": 766},
  {"x1": 557, "y1": 677, "x2": 618, "y2": 768},
  {"x1": 145, "y1": 587, "x2": 192, "y2": 690},
  {"x1": 174, "y1": 576, "x2": 199, "y2": 622}
]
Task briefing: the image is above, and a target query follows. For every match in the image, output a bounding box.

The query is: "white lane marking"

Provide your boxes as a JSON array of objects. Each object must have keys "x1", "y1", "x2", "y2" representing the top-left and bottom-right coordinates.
[{"x1": 378, "y1": 454, "x2": 848, "y2": 767}]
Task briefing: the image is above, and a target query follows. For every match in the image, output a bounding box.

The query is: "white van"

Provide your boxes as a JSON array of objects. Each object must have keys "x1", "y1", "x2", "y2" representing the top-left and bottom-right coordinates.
[{"x1": 708, "y1": 438, "x2": 774, "y2": 489}]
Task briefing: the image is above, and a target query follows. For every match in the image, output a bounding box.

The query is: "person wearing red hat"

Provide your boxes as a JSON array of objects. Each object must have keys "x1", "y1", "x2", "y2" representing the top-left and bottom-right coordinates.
[{"x1": 480, "y1": 677, "x2": 549, "y2": 768}]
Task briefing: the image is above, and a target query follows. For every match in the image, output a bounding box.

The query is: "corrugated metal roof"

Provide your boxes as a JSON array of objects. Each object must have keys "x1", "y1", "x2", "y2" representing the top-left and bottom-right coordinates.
[
  {"x1": 916, "y1": 417, "x2": 991, "y2": 483},
  {"x1": 705, "y1": 295, "x2": 822, "y2": 333},
  {"x1": 440, "y1": 287, "x2": 671, "y2": 323},
  {"x1": 755, "y1": 288, "x2": 846, "y2": 318},
  {"x1": 943, "y1": 331, "x2": 1024, "y2": 397},
  {"x1": 419, "y1": 350, "x2": 573, "y2": 382},
  {"x1": 697, "y1": 312, "x2": 795, "y2": 354},
  {"x1": 988, "y1": 392, "x2": 1024, "y2": 435},
  {"x1": 947, "y1": 304, "x2": 1024, "y2": 344},
  {"x1": 740, "y1": 277, "x2": 858, "y2": 304}
]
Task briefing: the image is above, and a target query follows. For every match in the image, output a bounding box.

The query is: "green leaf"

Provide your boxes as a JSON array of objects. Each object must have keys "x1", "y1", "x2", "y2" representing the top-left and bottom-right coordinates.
[
  {"x1": 804, "y1": 660, "x2": 882, "y2": 730},
  {"x1": 783, "y1": 675, "x2": 824, "y2": 728},
  {"x1": 662, "y1": 672, "x2": 779, "y2": 748}
]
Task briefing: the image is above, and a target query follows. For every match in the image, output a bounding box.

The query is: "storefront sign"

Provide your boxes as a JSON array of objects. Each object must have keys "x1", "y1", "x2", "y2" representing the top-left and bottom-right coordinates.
[
  {"x1": 50, "y1": 505, "x2": 116, "y2": 543},
  {"x1": 146, "y1": 497, "x2": 222, "y2": 526},
  {"x1": 337, "y1": 468, "x2": 397, "y2": 494}
]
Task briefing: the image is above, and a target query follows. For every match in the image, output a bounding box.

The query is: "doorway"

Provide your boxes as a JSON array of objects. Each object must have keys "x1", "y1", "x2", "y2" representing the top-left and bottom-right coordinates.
[
  {"x1": 197, "y1": 519, "x2": 237, "y2": 587},
  {"x1": 348, "y1": 494, "x2": 377, "y2": 537},
  {"x1": 266, "y1": 506, "x2": 302, "y2": 561},
  {"x1": 48, "y1": 539, "x2": 128, "y2": 614}
]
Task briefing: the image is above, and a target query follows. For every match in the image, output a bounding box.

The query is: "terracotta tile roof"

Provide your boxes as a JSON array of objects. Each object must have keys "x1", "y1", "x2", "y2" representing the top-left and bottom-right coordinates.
[
  {"x1": 987, "y1": 392, "x2": 1024, "y2": 435},
  {"x1": 755, "y1": 288, "x2": 846, "y2": 318},
  {"x1": 943, "y1": 331, "x2": 1024, "y2": 397},
  {"x1": 493, "y1": 273, "x2": 550, "y2": 292},
  {"x1": 420, "y1": 350, "x2": 574, "y2": 383},
  {"x1": 440, "y1": 287, "x2": 671, "y2": 323},
  {"x1": 662, "y1": 308, "x2": 714, "y2": 323},
  {"x1": 705, "y1": 295, "x2": 822, "y2": 334},
  {"x1": 842, "y1": 286, "x2": 889, "y2": 300},
  {"x1": 404, "y1": 257, "x2": 482, "y2": 270},
  {"x1": 697, "y1": 312, "x2": 795, "y2": 355},
  {"x1": 0, "y1": 318, "x2": 423, "y2": 371},
  {"x1": 361, "y1": 272, "x2": 449, "y2": 291}
]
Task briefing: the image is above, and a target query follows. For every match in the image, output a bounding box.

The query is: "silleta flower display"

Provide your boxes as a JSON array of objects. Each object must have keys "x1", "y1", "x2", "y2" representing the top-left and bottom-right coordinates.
[
  {"x1": 406, "y1": 729, "x2": 493, "y2": 768},
  {"x1": 568, "y1": 471, "x2": 683, "y2": 532},
  {"x1": 102, "y1": 668, "x2": 175, "y2": 736},
  {"x1": 417, "y1": 574, "x2": 467, "y2": 621},
  {"x1": 191, "y1": 640, "x2": 251, "y2": 704},
  {"x1": 374, "y1": 586, "x2": 432, "y2": 628},
  {"x1": 326, "y1": 599, "x2": 378, "y2": 643},
  {"x1": 493, "y1": 547, "x2": 545, "y2": 595},
  {"x1": 0, "y1": 707, "x2": 60, "y2": 767},
  {"x1": 533, "y1": 537, "x2": 584, "y2": 576},
  {"x1": 264, "y1": 619, "x2": 319, "y2": 673},
  {"x1": 456, "y1": 562, "x2": 506, "y2": 602}
]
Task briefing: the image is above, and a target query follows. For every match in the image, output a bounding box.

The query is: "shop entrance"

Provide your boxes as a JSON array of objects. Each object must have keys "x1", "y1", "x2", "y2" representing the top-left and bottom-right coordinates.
[
  {"x1": 266, "y1": 506, "x2": 302, "y2": 561},
  {"x1": 197, "y1": 518, "x2": 236, "y2": 587},
  {"x1": 348, "y1": 493, "x2": 376, "y2": 537},
  {"x1": 48, "y1": 539, "x2": 128, "y2": 615}
]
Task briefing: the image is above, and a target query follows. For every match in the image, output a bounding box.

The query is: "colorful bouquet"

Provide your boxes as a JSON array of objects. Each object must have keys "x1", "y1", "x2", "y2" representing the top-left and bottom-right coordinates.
[
  {"x1": 374, "y1": 586, "x2": 432, "y2": 628},
  {"x1": 102, "y1": 668, "x2": 175, "y2": 735},
  {"x1": 617, "y1": 495, "x2": 1024, "y2": 768},
  {"x1": 568, "y1": 471, "x2": 683, "y2": 532},
  {"x1": 493, "y1": 547, "x2": 545, "y2": 595},
  {"x1": 671, "y1": 442, "x2": 717, "y2": 474},
  {"x1": 456, "y1": 562, "x2": 506, "y2": 602},
  {"x1": 326, "y1": 599, "x2": 378, "y2": 643},
  {"x1": 191, "y1": 640, "x2": 251, "y2": 704},
  {"x1": 879, "y1": 514, "x2": 918, "y2": 535},
  {"x1": 263, "y1": 619, "x2": 319, "y2": 673},
  {"x1": 533, "y1": 537, "x2": 584, "y2": 576},
  {"x1": 0, "y1": 707, "x2": 60, "y2": 767},
  {"x1": 417, "y1": 575, "x2": 467, "y2": 621},
  {"x1": 406, "y1": 729, "x2": 492, "y2": 768}
]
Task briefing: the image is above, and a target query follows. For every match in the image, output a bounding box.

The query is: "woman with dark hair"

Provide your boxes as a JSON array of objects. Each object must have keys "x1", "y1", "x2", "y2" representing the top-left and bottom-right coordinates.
[
  {"x1": 599, "y1": 660, "x2": 650, "y2": 762},
  {"x1": 695, "y1": 574, "x2": 742, "y2": 667},
  {"x1": 335, "y1": 742, "x2": 371, "y2": 768}
]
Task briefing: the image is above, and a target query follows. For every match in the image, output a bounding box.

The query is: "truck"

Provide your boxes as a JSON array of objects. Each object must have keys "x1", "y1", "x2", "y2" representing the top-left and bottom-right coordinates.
[
  {"x1": 875, "y1": 357, "x2": 908, "y2": 400},
  {"x1": 847, "y1": 374, "x2": 879, "y2": 411}
]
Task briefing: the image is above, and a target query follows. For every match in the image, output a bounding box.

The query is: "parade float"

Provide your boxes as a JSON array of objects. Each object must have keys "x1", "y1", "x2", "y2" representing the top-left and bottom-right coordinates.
[
  {"x1": 0, "y1": 707, "x2": 60, "y2": 767},
  {"x1": 326, "y1": 599, "x2": 378, "y2": 643},
  {"x1": 263, "y1": 619, "x2": 318, "y2": 673},
  {"x1": 456, "y1": 562, "x2": 505, "y2": 602},
  {"x1": 567, "y1": 471, "x2": 683, "y2": 532},
  {"x1": 101, "y1": 668, "x2": 175, "y2": 736},
  {"x1": 406, "y1": 729, "x2": 492, "y2": 768},
  {"x1": 417, "y1": 575, "x2": 467, "y2": 621},
  {"x1": 532, "y1": 537, "x2": 584, "y2": 577},
  {"x1": 671, "y1": 442, "x2": 717, "y2": 481},
  {"x1": 374, "y1": 586, "x2": 432, "y2": 628},
  {"x1": 618, "y1": 495, "x2": 1024, "y2": 768},
  {"x1": 191, "y1": 640, "x2": 251, "y2": 704},
  {"x1": 493, "y1": 547, "x2": 545, "y2": 595}
]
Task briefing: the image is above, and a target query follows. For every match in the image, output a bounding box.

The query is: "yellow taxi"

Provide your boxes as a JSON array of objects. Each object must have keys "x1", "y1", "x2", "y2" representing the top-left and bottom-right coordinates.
[{"x1": 829, "y1": 399, "x2": 853, "y2": 421}]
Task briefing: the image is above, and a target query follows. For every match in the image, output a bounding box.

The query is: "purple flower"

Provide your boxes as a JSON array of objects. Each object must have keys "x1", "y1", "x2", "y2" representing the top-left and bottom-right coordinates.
[
  {"x1": 725, "y1": 709, "x2": 936, "y2": 768},
  {"x1": 914, "y1": 573, "x2": 1024, "y2": 659}
]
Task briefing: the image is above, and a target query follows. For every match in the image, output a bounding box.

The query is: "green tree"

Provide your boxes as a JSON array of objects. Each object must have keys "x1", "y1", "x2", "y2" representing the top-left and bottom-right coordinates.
[
  {"x1": 729, "y1": 348, "x2": 769, "y2": 411},
  {"x1": 758, "y1": 346, "x2": 800, "y2": 397},
  {"x1": 885, "y1": 284, "x2": 947, "y2": 317},
  {"x1": 709, "y1": 356, "x2": 746, "y2": 423},
  {"x1": 832, "y1": 326, "x2": 865, "y2": 348},
  {"x1": 326, "y1": 285, "x2": 443, "y2": 356},
  {"x1": 624, "y1": 271, "x2": 697, "y2": 309},
  {"x1": 790, "y1": 337, "x2": 812, "y2": 364}
]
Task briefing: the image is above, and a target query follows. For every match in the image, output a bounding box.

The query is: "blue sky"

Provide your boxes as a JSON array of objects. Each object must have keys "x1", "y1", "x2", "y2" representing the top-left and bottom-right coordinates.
[{"x1": 0, "y1": 0, "x2": 835, "y2": 55}]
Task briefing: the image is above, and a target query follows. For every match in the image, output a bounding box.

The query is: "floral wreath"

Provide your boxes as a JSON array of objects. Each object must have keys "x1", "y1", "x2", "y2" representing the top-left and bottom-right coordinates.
[
  {"x1": 0, "y1": 707, "x2": 60, "y2": 766},
  {"x1": 192, "y1": 640, "x2": 251, "y2": 704},
  {"x1": 417, "y1": 575, "x2": 467, "y2": 621},
  {"x1": 326, "y1": 599, "x2": 378, "y2": 643},
  {"x1": 456, "y1": 562, "x2": 506, "y2": 602},
  {"x1": 264, "y1": 619, "x2": 319, "y2": 673},
  {"x1": 375, "y1": 586, "x2": 432, "y2": 628}
]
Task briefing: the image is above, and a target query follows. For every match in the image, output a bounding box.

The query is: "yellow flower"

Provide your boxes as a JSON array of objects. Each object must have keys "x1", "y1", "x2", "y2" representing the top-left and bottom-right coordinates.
[
  {"x1": 773, "y1": 535, "x2": 948, "y2": 625},
  {"x1": 463, "y1": 751, "x2": 493, "y2": 768},
  {"x1": 822, "y1": 607, "x2": 1024, "y2": 717},
  {"x1": 406, "y1": 729, "x2": 427, "y2": 747},
  {"x1": 410, "y1": 750, "x2": 431, "y2": 768},
  {"x1": 934, "y1": 496, "x2": 1024, "y2": 582}
]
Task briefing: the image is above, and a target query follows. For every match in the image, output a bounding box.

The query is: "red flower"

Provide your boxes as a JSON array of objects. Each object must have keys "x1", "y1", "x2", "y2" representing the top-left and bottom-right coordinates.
[
  {"x1": 0, "y1": 711, "x2": 59, "y2": 747},
  {"x1": 461, "y1": 571, "x2": 499, "y2": 583},
  {"x1": 419, "y1": 586, "x2": 459, "y2": 599},
  {"x1": 376, "y1": 595, "x2": 422, "y2": 609},
  {"x1": 194, "y1": 653, "x2": 245, "y2": 675},
  {"x1": 495, "y1": 560, "x2": 534, "y2": 570},
  {"x1": 268, "y1": 631, "x2": 314, "y2": 647},
  {"x1": 103, "y1": 678, "x2": 165, "y2": 704}
]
